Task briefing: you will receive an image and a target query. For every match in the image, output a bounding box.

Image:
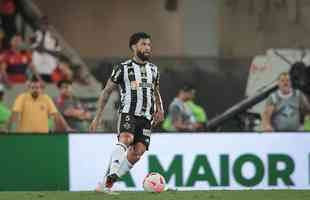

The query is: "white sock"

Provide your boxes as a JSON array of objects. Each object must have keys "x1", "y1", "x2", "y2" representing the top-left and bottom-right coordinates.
[
  {"x1": 109, "y1": 142, "x2": 127, "y2": 176},
  {"x1": 117, "y1": 156, "x2": 133, "y2": 177},
  {"x1": 104, "y1": 157, "x2": 111, "y2": 177}
]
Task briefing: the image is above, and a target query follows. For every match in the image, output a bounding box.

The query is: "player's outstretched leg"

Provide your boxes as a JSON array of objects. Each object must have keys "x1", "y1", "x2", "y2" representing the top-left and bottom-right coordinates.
[
  {"x1": 117, "y1": 142, "x2": 146, "y2": 177},
  {"x1": 96, "y1": 132, "x2": 133, "y2": 192}
]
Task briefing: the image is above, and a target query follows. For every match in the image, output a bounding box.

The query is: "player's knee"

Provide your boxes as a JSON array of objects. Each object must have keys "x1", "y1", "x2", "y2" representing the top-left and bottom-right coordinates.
[
  {"x1": 118, "y1": 132, "x2": 134, "y2": 146},
  {"x1": 127, "y1": 149, "x2": 139, "y2": 163},
  {"x1": 134, "y1": 148, "x2": 145, "y2": 158},
  {"x1": 133, "y1": 146, "x2": 146, "y2": 160},
  {"x1": 127, "y1": 147, "x2": 144, "y2": 163},
  {"x1": 132, "y1": 151, "x2": 142, "y2": 161}
]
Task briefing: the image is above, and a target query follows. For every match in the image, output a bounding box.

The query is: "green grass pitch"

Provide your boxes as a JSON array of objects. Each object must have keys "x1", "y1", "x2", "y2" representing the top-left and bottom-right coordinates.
[{"x1": 0, "y1": 190, "x2": 309, "y2": 200}]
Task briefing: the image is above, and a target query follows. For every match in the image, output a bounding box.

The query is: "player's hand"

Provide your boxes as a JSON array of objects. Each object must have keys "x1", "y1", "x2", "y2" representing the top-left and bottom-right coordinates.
[
  {"x1": 89, "y1": 118, "x2": 99, "y2": 132},
  {"x1": 152, "y1": 110, "x2": 164, "y2": 127}
]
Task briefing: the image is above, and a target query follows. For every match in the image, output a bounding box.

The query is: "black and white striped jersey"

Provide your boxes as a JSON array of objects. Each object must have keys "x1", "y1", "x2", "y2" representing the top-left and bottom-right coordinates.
[{"x1": 110, "y1": 59, "x2": 160, "y2": 120}]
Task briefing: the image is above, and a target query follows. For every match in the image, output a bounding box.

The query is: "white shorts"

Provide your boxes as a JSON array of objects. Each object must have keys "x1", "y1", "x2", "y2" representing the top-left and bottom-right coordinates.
[{"x1": 32, "y1": 51, "x2": 58, "y2": 74}]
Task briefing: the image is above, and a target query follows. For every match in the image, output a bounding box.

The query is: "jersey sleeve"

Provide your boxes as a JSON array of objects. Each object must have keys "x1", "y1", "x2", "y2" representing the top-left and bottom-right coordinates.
[{"x1": 110, "y1": 64, "x2": 123, "y2": 84}]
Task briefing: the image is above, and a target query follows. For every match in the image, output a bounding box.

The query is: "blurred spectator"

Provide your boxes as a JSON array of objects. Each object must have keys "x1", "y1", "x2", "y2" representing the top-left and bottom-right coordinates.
[
  {"x1": 0, "y1": 33, "x2": 41, "y2": 85},
  {"x1": 31, "y1": 16, "x2": 72, "y2": 83},
  {"x1": 304, "y1": 115, "x2": 310, "y2": 131},
  {"x1": 0, "y1": 0, "x2": 17, "y2": 49},
  {"x1": 7, "y1": 76, "x2": 70, "y2": 133},
  {"x1": 51, "y1": 55, "x2": 73, "y2": 82},
  {"x1": 185, "y1": 92, "x2": 208, "y2": 130},
  {"x1": 72, "y1": 64, "x2": 90, "y2": 85},
  {"x1": 261, "y1": 72, "x2": 310, "y2": 132},
  {"x1": 55, "y1": 80, "x2": 92, "y2": 131},
  {"x1": 0, "y1": 83, "x2": 10, "y2": 131},
  {"x1": 163, "y1": 84, "x2": 200, "y2": 131}
]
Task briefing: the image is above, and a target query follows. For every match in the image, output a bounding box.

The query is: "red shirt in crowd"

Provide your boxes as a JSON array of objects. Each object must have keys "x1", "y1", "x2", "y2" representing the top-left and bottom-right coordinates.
[
  {"x1": 0, "y1": 0, "x2": 16, "y2": 15},
  {"x1": 0, "y1": 50, "x2": 32, "y2": 83}
]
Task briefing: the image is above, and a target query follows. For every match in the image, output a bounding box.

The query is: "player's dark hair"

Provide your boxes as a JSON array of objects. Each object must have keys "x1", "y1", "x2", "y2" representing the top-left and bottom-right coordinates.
[{"x1": 129, "y1": 32, "x2": 151, "y2": 50}]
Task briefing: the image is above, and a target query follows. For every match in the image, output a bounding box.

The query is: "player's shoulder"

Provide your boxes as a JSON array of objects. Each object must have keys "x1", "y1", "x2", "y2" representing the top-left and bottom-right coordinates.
[
  {"x1": 147, "y1": 62, "x2": 159, "y2": 75},
  {"x1": 113, "y1": 59, "x2": 134, "y2": 71},
  {"x1": 119, "y1": 59, "x2": 135, "y2": 67},
  {"x1": 112, "y1": 60, "x2": 129, "y2": 72},
  {"x1": 147, "y1": 61, "x2": 158, "y2": 69},
  {"x1": 121, "y1": 59, "x2": 132, "y2": 65}
]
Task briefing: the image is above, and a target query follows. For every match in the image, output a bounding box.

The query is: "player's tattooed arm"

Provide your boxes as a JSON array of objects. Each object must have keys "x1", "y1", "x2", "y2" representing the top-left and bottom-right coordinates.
[
  {"x1": 97, "y1": 79, "x2": 117, "y2": 118},
  {"x1": 155, "y1": 85, "x2": 164, "y2": 113},
  {"x1": 153, "y1": 84, "x2": 164, "y2": 126},
  {"x1": 90, "y1": 79, "x2": 117, "y2": 131},
  {"x1": 152, "y1": 70, "x2": 164, "y2": 126},
  {"x1": 154, "y1": 70, "x2": 163, "y2": 113}
]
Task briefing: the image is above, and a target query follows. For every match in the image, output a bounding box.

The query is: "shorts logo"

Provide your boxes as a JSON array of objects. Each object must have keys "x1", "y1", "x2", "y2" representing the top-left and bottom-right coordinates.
[
  {"x1": 123, "y1": 122, "x2": 131, "y2": 130},
  {"x1": 143, "y1": 129, "x2": 151, "y2": 137},
  {"x1": 125, "y1": 115, "x2": 131, "y2": 122},
  {"x1": 113, "y1": 160, "x2": 120, "y2": 164}
]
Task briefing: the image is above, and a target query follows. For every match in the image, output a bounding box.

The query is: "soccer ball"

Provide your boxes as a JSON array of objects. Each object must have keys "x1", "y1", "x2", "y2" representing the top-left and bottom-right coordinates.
[{"x1": 143, "y1": 172, "x2": 166, "y2": 193}]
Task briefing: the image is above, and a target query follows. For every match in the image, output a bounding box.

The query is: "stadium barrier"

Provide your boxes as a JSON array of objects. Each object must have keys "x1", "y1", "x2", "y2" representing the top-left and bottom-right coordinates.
[
  {"x1": 0, "y1": 135, "x2": 69, "y2": 191},
  {"x1": 0, "y1": 133, "x2": 309, "y2": 191}
]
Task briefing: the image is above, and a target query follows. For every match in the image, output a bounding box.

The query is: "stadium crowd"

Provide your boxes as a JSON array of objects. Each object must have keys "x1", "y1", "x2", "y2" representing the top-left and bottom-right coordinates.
[{"x1": 0, "y1": 1, "x2": 93, "y2": 134}]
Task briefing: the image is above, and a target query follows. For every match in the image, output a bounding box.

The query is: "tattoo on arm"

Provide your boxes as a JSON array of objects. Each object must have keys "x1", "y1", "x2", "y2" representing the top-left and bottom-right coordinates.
[
  {"x1": 154, "y1": 85, "x2": 164, "y2": 112},
  {"x1": 95, "y1": 79, "x2": 117, "y2": 120}
]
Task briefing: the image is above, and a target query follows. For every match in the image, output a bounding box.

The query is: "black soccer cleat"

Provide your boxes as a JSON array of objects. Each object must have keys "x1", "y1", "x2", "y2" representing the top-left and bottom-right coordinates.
[{"x1": 105, "y1": 173, "x2": 119, "y2": 189}]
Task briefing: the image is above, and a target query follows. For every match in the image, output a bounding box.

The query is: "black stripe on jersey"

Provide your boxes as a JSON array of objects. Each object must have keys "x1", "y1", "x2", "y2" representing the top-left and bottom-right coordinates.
[
  {"x1": 119, "y1": 69, "x2": 126, "y2": 112},
  {"x1": 119, "y1": 68, "x2": 126, "y2": 94},
  {"x1": 150, "y1": 69, "x2": 157, "y2": 116},
  {"x1": 141, "y1": 77, "x2": 148, "y2": 113},
  {"x1": 128, "y1": 65, "x2": 137, "y2": 114},
  {"x1": 150, "y1": 89, "x2": 155, "y2": 116},
  {"x1": 110, "y1": 64, "x2": 123, "y2": 84}
]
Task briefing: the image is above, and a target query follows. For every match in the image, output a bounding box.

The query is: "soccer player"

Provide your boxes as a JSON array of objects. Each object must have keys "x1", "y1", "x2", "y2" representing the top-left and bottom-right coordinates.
[{"x1": 90, "y1": 32, "x2": 164, "y2": 192}]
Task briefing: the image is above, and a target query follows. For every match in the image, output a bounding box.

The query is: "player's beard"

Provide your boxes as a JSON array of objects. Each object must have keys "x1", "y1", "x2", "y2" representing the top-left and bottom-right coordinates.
[{"x1": 137, "y1": 51, "x2": 151, "y2": 61}]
